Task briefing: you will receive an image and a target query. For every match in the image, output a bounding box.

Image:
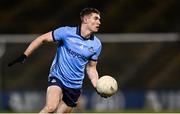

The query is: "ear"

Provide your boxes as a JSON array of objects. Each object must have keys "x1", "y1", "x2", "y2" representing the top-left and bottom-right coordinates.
[{"x1": 83, "y1": 16, "x2": 88, "y2": 23}]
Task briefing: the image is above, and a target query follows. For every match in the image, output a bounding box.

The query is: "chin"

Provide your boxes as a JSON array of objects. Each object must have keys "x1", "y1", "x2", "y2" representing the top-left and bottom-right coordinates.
[{"x1": 93, "y1": 29, "x2": 99, "y2": 32}]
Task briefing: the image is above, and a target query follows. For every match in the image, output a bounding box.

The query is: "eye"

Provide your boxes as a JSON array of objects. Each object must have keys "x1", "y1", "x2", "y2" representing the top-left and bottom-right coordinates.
[{"x1": 94, "y1": 16, "x2": 100, "y2": 20}]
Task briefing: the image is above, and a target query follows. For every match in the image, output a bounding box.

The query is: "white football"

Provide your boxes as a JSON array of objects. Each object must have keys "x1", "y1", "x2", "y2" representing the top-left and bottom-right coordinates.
[{"x1": 96, "y1": 75, "x2": 118, "y2": 97}]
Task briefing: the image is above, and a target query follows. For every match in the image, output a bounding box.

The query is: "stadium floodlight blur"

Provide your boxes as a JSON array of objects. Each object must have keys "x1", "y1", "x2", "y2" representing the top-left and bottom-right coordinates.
[{"x1": 0, "y1": 33, "x2": 179, "y2": 43}]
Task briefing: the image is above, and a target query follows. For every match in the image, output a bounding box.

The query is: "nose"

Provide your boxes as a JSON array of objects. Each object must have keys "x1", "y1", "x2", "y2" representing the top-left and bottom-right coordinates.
[{"x1": 98, "y1": 20, "x2": 101, "y2": 25}]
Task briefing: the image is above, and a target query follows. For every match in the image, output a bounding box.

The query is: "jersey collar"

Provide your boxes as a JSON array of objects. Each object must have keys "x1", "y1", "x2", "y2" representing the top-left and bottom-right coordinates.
[{"x1": 76, "y1": 26, "x2": 94, "y2": 40}]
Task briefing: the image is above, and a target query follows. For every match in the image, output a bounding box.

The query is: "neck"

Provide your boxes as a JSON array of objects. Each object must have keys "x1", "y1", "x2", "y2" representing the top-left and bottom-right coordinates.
[{"x1": 80, "y1": 24, "x2": 92, "y2": 38}]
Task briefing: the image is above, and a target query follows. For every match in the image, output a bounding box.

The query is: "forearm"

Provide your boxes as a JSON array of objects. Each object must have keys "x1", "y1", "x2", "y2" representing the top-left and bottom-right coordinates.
[
  {"x1": 24, "y1": 38, "x2": 43, "y2": 57},
  {"x1": 8, "y1": 32, "x2": 53, "y2": 67},
  {"x1": 87, "y1": 68, "x2": 99, "y2": 88},
  {"x1": 24, "y1": 32, "x2": 53, "y2": 57}
]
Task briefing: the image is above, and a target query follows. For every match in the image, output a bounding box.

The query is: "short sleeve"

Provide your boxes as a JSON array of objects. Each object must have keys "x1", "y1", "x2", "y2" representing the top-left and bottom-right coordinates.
[
  {"x1": 52, "y1": 27, "x2": 67, "y2": 42},
  {"x1": 91, "y1": 45, "x2": 102, "y2": 61}
]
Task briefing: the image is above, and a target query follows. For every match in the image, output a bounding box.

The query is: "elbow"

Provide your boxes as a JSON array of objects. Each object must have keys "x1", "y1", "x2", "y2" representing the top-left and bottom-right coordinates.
[{"x1": 42, "y1": 40, "x2": 46, "y2": 44}]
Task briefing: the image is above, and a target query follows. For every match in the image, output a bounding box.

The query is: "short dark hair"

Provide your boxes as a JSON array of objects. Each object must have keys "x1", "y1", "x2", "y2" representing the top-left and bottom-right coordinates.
[{"x1": 80, "y1": 7, "x2": 100, "y2": 21}]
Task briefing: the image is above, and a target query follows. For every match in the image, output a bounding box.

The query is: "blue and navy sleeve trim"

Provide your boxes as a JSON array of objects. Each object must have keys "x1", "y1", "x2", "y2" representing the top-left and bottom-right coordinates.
[
  {"x1": 89, "y1": 59, "x2": 98, "y2": 61},
  {"x1": 51, "y1": 30, "x2": 56, "y2": 42}
]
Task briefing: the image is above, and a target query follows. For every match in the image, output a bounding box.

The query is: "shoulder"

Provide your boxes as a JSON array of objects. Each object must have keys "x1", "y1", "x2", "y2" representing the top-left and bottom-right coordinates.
[
  {"x1": 55, "y1": 26, "x2": 76, "y2": 31},
  {"x1": 93, "y1": 35, "x2": 102, "y2": 47}
]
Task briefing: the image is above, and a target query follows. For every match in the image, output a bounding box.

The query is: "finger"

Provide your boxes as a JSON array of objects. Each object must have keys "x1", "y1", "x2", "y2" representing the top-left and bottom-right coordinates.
[
  {"x1": 8, "y1": 60, "x2": 17, "y2": 67},
  {"x1": 8, "y1": 62, "x2": 14, "y2": 67},
  {"x1": 8, "y1": 62, "x2": 15, "y2": 67}
]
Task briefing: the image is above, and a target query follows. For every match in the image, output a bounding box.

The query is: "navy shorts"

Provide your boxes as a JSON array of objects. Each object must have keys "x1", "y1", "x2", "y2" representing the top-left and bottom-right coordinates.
[{"x1": 48, "y1": 77, "x2": 81, "y2": 107}]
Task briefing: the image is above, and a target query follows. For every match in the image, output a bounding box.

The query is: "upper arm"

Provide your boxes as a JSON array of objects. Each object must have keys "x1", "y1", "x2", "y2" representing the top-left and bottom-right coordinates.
[
  {"x1": 90, "y1": 42, "x2": 102, "y2": 61},
  {"x1": 38, "y1": 26, "x2": 67, "y2": 43},
  {"x1": 30, "y1": 31, "x2": 54, "y2": 44},
  {"x1": 52, "y1": 27, "x2": 67, "y2": 42},
  {"x1": 41, "y1": 31, "x2": 54, "y2": 43},
  {"x1": 86, "y1": 60, "x2": 97, "y2": 70},
  {"x1": 24, "y1": 31, "x2": 54, "y2": 56}
]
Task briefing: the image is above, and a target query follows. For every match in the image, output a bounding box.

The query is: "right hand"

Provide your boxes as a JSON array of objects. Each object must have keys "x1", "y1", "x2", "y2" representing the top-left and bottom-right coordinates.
[
  {"x1": 8, "y1": 54, "x2": 27, "y2": 67},
  {"x1": 95, "y1": 88, "x2": 108, "y2": 98}
]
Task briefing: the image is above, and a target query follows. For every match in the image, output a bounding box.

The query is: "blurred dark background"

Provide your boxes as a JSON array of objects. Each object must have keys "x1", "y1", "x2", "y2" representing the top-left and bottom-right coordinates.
[
  {"x1": 0, "y1": 0, "x2": 180, "y2": 33},
  {"x1": 1, "y1": 0, "x2": 180, "y2": 90}
]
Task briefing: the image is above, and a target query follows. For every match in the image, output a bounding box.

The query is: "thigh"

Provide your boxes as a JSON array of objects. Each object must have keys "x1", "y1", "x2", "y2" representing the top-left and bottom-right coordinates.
[
  {"x1": 46, "y1": 85, "x2": 63, "y2": 107},
  {"x1": 62, "y1": 87, "x2": 81, "y2": 107},
  {"x1": 56, "y1": 87, "x2": 81, "y2": 113},
  {"x1": 56, "y1": 100, "x2": 73, "y2": 113}
]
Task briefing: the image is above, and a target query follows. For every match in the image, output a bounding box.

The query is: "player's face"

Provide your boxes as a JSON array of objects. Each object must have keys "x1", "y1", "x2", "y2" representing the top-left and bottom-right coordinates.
[{"x1": 86, "y1": 13, "x2": 101, "y2": 32}]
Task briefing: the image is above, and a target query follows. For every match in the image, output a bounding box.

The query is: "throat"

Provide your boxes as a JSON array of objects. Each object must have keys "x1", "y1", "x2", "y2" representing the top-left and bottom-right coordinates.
[
  {"x1": 81, "y1": 31, "x2": 91, "y2": 39},
  {"x1": 80, "y1": 25, "x2": 92, "y2": 39}
]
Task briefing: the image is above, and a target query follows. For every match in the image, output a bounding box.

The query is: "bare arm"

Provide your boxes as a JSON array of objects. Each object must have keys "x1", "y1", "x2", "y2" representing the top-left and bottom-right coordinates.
[
  {"x1": 86, "y1": 60, "x2": 99, "y2": 88},
  {"x1": 24, "y1": 31, "x2": 54, "y2": 57}
]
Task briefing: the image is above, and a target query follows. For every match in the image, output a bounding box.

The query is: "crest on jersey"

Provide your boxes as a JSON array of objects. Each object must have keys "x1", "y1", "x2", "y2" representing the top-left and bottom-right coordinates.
[
  {"x1": 88, "y1": 47, "x2": 95, "y2": 53},
  {"x1": 80, "y1": 44, "x2": 84, "y2": 49}
]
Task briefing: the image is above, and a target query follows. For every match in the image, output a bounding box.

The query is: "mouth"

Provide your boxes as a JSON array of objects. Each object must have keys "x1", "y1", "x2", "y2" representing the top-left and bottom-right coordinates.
[{"x1": 96, "y1": 26, "x2": 100, "y2": 30}]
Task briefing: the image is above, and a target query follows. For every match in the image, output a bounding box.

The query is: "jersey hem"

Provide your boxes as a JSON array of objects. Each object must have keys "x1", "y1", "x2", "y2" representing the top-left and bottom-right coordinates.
[{"x1": 49, "y1": 75, "x2": 82, "y2": 89}]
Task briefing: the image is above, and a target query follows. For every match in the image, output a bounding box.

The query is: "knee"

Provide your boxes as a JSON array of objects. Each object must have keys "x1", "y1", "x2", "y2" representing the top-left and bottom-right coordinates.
[{"x1": 44, "y1": 105, "x2": 57, "y2": 113}]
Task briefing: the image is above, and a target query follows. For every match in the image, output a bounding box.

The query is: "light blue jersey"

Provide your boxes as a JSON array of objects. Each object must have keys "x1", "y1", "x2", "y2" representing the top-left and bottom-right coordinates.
[{"x1": 49, "y1": 26, "x2": 102, "y2": 89}]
